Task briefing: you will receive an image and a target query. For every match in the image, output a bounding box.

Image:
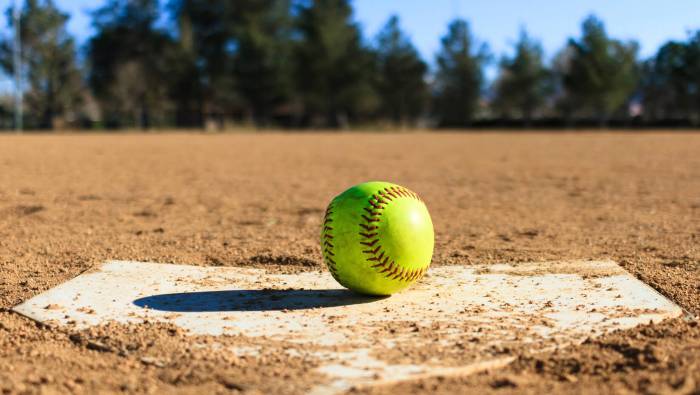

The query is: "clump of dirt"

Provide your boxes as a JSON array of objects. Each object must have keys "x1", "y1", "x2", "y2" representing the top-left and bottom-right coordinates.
[
  {"x1": 248, "y1": 254, "x2": 319, "y2": 268},
  {"x1": 13, "y1": 204, "x2": 45, "y2": 216}
]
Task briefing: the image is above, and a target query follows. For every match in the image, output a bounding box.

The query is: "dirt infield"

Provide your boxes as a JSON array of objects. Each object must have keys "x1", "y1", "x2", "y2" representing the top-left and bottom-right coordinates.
[{"x1": 0, "y1": 131, "x2": 698, "y2": 394}]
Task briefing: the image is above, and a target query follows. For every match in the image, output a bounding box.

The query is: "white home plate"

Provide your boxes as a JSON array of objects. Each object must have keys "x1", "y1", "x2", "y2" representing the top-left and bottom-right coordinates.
[{"x1": 13, "y1": 260, "x2": 682, "y2": 394}]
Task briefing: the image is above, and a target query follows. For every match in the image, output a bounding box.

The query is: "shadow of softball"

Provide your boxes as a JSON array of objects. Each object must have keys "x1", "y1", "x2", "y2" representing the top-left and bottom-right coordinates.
[{"x1": 133, "y1": 289, "x2": 387, "y2": 312}]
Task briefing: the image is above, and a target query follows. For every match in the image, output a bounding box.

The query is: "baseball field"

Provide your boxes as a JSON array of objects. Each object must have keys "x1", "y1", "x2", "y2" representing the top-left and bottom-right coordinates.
[{"x1": 0, "y1": 131, "x2": 698, "y2": 394}]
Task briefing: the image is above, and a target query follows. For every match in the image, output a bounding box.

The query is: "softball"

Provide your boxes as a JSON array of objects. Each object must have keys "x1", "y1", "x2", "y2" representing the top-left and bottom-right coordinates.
[{"x1": 321, "y1": 181, "x2": 434, "y2": 295}]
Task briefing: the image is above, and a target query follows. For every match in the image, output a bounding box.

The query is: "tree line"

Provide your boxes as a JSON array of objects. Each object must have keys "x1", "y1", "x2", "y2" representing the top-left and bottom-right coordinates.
[{"x1": 1, "y1": 0, "x2": 699, "y2": 130}]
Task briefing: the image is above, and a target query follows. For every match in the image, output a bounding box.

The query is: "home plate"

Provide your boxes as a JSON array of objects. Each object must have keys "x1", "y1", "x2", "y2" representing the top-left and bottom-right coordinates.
[{"x1": 13, "y1": 260, "x2": 682, "y2": 394}]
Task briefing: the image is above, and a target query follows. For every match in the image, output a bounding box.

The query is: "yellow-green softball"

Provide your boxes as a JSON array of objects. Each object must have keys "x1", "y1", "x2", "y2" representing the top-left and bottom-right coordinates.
[{"x1": 321, "y1": 181, "x2": 434, "y2": 296}]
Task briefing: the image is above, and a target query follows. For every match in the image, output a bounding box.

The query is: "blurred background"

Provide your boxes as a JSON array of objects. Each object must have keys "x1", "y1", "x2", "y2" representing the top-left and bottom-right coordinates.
[{"x1": 1, "y1": 0, "x2": 700, "y2": 131}]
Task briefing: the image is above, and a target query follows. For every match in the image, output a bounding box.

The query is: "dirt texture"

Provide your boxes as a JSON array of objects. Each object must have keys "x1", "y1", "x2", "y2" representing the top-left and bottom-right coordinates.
[{"x1": 0, "y1": 132, "x2": 698, "y2": 394}]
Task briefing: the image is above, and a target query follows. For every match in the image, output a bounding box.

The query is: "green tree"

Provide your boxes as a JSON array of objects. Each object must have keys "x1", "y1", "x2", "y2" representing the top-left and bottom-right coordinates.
[
  {"x1": 433, "y1": 19, "x2": 489, "y2": 127},
  {"x1": 87, "y1": 0, "x2": 176, "y2": 128},
  {"x1": 231, "y1": 0, "x2": 294, "y2": 125},
  {"x1": 171, "y1": 0, "x2": 239, "y2": 127},
  {"x1": 492, "y1": 29, "x2": 550, "y2": 125},
  {"x1": 294, "y1": 0, "x2": 377, "y2": 128},
  {"x1": 640, "y1": 41, "x2": 690, "y2": 122},
  {"x1": 0, "y1": 0, "x2": 83, "y2": 129},
  {"x1": 561, "y1": 15, "x2": 638, "y2": 125},
  {"x1": 374, "y1": 15, "x2": 428, "y2": 126}
]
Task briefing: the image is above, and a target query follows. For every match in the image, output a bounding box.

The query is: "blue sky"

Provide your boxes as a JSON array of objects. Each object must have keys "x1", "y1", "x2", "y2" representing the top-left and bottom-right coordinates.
[
  {"x1": 355, "y1": 0, "x2": 700, "y2": 60},
  {"x1": 2, "y1": 0, "x2": 700, "y2": 87},
  {"x1": 9, "y1": 0, "x2": 700, "y2": 59}
]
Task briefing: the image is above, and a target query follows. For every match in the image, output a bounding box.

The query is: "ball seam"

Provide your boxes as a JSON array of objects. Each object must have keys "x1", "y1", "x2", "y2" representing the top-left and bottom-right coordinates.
[
  {"x1": 321, "y1": 201, "x2": 341, "y2": 282},
  {"x1": 359, "y1": 186, "x2": 429, "y2": 282}
]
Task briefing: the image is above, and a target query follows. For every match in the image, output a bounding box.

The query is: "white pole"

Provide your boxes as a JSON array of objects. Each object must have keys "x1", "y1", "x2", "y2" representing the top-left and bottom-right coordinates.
[{"x1": 13, "y1": 0, "x2": 22, "y2": 132}]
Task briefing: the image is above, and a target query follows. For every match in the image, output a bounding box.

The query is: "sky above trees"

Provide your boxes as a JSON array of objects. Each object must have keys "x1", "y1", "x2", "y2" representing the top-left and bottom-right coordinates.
[{"x1": 41, "y1": 0, "x2": 700, "y2": 60}]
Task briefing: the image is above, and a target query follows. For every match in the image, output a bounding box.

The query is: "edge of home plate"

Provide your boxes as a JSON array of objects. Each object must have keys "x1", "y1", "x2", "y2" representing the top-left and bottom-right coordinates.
[{"x1": 13, "y1": 260, "x2": 683, "y2": 394}]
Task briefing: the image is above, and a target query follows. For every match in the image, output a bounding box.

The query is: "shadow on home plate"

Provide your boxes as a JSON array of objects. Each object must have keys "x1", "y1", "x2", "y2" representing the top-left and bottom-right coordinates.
[{"x1": 133, "y1": 289, "x2": 387, "y2": 312}]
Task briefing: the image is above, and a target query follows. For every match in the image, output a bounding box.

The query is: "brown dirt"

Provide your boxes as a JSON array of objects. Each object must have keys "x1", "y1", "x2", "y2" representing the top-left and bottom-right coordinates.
[{"x1": 0, "y1": 131, "x2": 698, "y2": 394}]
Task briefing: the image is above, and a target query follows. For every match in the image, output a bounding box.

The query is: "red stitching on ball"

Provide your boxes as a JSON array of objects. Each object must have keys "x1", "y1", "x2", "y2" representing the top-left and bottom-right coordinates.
[
  {"x1": 357, "y1": 186, "x2": 429, "y2": 283},
  {"x1": 321, "y1": 202, "x2": 341, "y2": 280},
  {"x1": 363, "y1": 245, "x2": 381, "y2": 254}
]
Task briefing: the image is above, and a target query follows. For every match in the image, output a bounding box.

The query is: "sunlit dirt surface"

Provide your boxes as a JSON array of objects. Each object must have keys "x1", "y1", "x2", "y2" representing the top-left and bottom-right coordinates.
[{"x1": 0, "y1": 131, "x2": 698, "y2": 394}]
